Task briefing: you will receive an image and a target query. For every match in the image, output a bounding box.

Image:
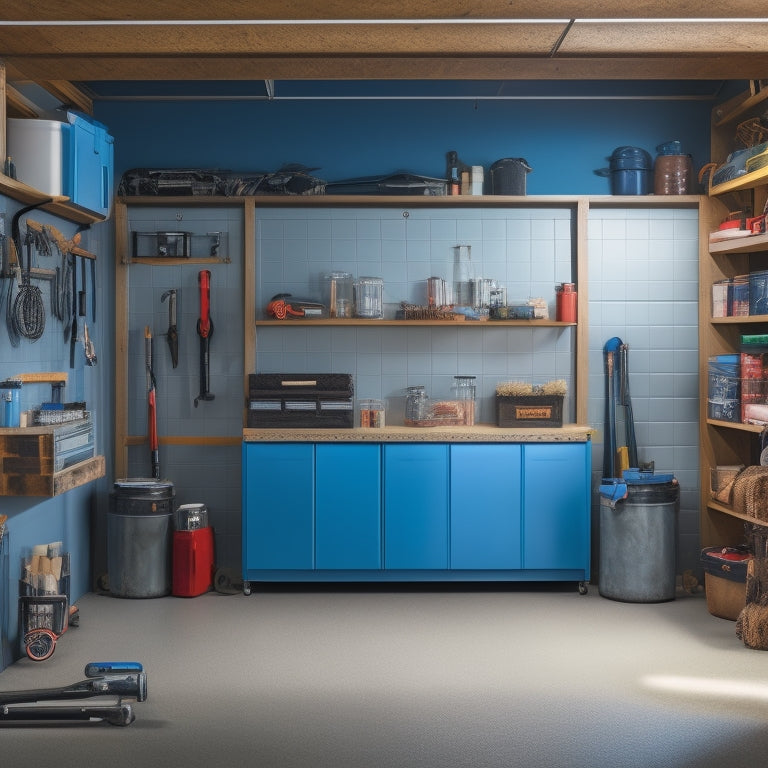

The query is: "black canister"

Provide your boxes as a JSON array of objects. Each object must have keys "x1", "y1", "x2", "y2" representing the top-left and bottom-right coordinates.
[
  {"x1": 107, "y1": 478, "x2": 175, "y2": 598},
  {"x1": 489, "y1": 158, "x2": 532, "y2": 195}
]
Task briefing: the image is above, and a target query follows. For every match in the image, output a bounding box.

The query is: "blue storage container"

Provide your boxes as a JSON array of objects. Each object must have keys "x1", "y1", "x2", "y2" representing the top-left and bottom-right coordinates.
[
  {"x1": 63, "y1": 112, "x2": 115, "y2": 218},
  {"x1": 707, "y1": 354, "x2": 741, "y2": 422},
  {"x1": 749, "y1": 269, "x2": 768, "y2": 316}
]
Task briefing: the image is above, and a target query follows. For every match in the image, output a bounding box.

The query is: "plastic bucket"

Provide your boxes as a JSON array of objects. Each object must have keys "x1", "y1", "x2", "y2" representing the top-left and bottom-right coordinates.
[
  {"x1": 599, "y1": 472, "x2": 679, "y2": 602},
  {"x1": 107, "y1": 478, "x2": 175, "y2": 598}
]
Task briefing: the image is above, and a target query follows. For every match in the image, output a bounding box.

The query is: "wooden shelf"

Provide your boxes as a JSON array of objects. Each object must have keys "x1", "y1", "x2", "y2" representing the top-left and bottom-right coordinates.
[
  {"x1": 709, "y1": 231, "x2": 768, "y2": 255},
  {"x1": 706, "y1": 498, "x2": 763, "y2": 524},
  {"x1": 0, "y1": 173, "x2": 106, "y2": 225},
  {"x1": 254, "y1": 318, "x2": 575, "y2": 327},
  {"x1": 711, "y1": 315, "x2": 768, "y2": 325},
  {"x1": 129, "y1": 256, "x2": 230, "y2": 266},
  {"x1": 709, "y1": 165, "x2": 768, "y2": 197},
  {"x1": 706, "y1": 418, "x2": 766, "y2": 433}
]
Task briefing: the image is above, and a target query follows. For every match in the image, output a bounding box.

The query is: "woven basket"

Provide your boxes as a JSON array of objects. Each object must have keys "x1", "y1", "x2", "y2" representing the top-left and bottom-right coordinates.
[{"x1": 732, "y1": 466, "x2": 768, "y2": 523}]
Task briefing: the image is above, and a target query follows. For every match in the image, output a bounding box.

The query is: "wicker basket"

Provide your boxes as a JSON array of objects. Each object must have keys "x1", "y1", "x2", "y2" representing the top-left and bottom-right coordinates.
[{"x1": 496, "y1": 395, "x2": 563, "y2": 428}]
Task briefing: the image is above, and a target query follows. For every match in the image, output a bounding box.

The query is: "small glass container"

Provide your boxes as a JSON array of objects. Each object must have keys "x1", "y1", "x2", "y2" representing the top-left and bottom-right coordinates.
[
  {"x1": 452, "y1": 375, "x2": 476, "y2": 426},
  {"x1": 355, "y1": 277, "x2": 384, "y2": 319},
  {"x1": 453, "y1": 244, "x2": 474, "y2": 308},
  {"x1": 324, "y1": 271, "x2": 354, "y2": 318},
  {"x1": 359, "y1": 399, "x2": 386, "y2": 428},
  {"x1": 405, "y1": 385, "x2": 428, "y2": 425}
]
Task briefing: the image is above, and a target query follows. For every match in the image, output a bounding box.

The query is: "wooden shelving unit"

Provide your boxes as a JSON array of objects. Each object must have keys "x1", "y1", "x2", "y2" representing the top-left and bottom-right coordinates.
[
  {"x1": 699, "y1": 82, "x2": 768, "y2": 549},
  {"x1": 0, "y1": 172, "x2": 106, "y2": 226}
]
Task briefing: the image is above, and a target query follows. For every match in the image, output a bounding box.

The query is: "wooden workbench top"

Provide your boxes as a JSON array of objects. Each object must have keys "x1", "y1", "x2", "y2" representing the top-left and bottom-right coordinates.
[{"x1": 243, "y1": 424, "x2": 594, "y2": 443}]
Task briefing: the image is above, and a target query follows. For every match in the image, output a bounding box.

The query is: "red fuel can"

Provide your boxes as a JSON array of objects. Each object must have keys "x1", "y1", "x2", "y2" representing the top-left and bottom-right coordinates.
[{"x1": 172, "y1": 527, "x2": 215, "y2": 597}]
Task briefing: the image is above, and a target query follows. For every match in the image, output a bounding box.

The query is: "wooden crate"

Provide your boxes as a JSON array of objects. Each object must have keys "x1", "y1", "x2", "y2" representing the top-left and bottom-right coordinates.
[
  {"x1": 496, "y1": 395, "x2": 564, "y2": 428},
  {"x1": 0, "y1": 427, "x2": 105, "y2": 496}
]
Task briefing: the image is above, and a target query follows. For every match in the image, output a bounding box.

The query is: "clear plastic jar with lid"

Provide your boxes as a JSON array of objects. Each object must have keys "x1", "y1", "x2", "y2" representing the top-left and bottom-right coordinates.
[
  {"x1": 355, "y1": 277, "x2": 384, "y2": 318},
  {"x1": 452, "y1": 375, "x2": 476, "y2": 425}
]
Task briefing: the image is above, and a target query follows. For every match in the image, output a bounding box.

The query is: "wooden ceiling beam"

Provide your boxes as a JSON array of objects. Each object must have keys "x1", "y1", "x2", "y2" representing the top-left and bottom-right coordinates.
[
  {"x1": 2, "y1": 0, "x2": 767, "y2": 21},
  {"x1": 37, "y1": 80, "x2": 93, "y2": 115},
  {"x1": 4, "y1": 55, "x2": 768, "y2": 82}
]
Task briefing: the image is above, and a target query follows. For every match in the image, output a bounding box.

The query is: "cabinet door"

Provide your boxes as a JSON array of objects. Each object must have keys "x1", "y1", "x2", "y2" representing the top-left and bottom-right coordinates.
[
  {"x1": 315, "y1": 444, "x2": 381, "y2": 569},
  {"x1": 450, "y1": 444, "x2": 522, "y2": 569},
  {"x1": 242, "y1": 443, "x2": 314, "y2": 570},
  {"x1": 384, "y1": 444, "x2": 449, "y2": 569},
  {"x1": 522, "y1": 443, "x2": 590, "y2": 570}
]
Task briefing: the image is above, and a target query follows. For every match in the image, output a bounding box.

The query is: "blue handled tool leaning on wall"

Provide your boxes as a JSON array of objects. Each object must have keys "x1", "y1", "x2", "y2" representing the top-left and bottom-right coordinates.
[{"x1": 603, "y1": 336, "x2": 640, "y2": 478}]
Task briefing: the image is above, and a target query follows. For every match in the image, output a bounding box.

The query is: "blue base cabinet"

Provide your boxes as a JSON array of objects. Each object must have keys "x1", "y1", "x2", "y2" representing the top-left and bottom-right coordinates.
[{"x1": 242, "y1": 439, "x2": 591, "y2": 590}]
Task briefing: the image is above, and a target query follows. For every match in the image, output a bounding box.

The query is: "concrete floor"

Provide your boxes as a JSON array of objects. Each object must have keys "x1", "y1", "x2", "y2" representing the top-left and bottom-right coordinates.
[{"x1": 1, "y1": 584, "x2": 767, "y2": 768}]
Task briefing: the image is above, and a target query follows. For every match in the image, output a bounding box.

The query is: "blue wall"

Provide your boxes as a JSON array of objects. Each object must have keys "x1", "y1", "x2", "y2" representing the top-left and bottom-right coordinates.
[{"x1": 95, "y1": 97, "x2": 714, "y2": 194}]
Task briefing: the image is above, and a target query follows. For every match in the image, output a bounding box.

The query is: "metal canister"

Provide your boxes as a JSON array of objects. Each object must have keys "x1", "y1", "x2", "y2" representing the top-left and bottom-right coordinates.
[
  {"x1": 0, "y1": 379, "x2": 22, "y2": 428},
  {"x1": 176, "y1": 503, "x2": 209, "y2": 531}
]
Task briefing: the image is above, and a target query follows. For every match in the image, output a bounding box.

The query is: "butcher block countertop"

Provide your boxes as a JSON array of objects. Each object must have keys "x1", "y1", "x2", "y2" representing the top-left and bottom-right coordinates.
[{"x1": 243, "y1": 424, "x2": 594, "y2": 443}]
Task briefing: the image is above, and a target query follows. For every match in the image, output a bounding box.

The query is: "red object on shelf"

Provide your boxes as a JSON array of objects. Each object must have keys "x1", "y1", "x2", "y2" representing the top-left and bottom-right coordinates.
[{"x1": 172, "y1": 527, "x2": 215, "y2": 597}]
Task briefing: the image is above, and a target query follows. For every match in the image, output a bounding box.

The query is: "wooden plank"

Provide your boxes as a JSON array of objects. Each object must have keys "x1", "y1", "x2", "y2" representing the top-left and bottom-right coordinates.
[
  {"x1": 244, "y1": 198, "x2": 256, "y2": 429},
  {"x1": 114, "y1": 201, "x2": 129, "y2": 478},
  {"x1": 53, "y1": 455, "x2": 105, "y2": 496},
  {"x1": 13, "y1": 372, "x2": 68, "y2": 384}
]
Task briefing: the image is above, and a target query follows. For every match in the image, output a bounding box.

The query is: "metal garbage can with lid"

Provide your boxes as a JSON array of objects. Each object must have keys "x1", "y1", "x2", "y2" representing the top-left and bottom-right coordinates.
[
  {"x1": 598, "y1": 470, "x2": 679, "y2": 602},
  {"x1": 107, "y1": 478, "x2": 175, "y2": 598}
]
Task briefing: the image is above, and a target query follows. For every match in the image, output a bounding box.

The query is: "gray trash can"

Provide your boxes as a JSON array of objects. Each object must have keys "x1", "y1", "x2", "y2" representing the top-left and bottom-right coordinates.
[
  {"x1": 107, "y1": 478, "x2": 175, "y2": 598},
  {"x1": 599, "y1": 470, "x2": 679, "y2": 603}
]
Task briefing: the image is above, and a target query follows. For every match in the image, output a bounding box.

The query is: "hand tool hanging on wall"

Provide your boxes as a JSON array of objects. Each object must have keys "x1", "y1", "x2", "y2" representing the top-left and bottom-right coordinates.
[
  {"x1": 79, "y1": 257, "x2": 96, "y2": 365},
  {"x1": 69, "y1": 254, "x2": 78, "y2": 367},
  {"x1": 11, "y1": 228, "x2": 46, "y2": 341},
  {"x1": 161, "y1": 289, "x2": 178, "y2": 368},
  {"x1": 6, "y1": 202, "x2": 50, "y2": 346},
  {"x1": 145, "y1": 326, "x2": 160, "y2": 480},
  {"x1": 194, "y1": 270, "x2": 215, "y2": 407}
]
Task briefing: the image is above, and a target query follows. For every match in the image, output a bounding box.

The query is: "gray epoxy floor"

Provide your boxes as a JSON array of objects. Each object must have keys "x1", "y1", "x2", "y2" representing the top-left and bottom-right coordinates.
[{"x1": 1, "y1": 584, "x2": 767, "y2": 768}]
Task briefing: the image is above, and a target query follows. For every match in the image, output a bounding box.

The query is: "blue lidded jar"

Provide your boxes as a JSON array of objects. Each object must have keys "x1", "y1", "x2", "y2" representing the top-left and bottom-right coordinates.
[{"x1": 0, "y1": 379, "x2": 22, "y2": 428}]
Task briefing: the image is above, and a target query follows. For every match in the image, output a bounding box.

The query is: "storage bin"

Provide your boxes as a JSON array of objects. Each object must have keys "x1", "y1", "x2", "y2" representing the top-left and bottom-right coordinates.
[
  {"x1": 749, "y1": 270, "x2": 768, "y2": 316},
  {"x1": 707, "y1": 355, "x2": 740, "y2": 422},
  {"x1": 7, "y1": 112, "x2": 114, "y2": 218},
  {"x1": 496, "y1": 395, "x2": 563, "y2": 427},
  {"x1": 247, "y1": 373, "x2": 354, "y2": 428},
  {"x1": 7, "y1": 118, "x2": 66, "y2": 197},
  {"x1": 701, "y1": 547, "x2": 752, "y2": 620}
]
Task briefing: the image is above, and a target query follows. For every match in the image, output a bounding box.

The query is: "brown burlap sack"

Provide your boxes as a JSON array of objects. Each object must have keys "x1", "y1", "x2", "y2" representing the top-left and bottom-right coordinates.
[{"x1": 731, "y1": 467, "x2": 768, "y2": 523}]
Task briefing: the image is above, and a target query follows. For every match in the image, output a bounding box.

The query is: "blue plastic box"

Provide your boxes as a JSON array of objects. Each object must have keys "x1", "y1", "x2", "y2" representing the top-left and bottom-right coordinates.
[
  {"x1": 7, "y1": 112, "x2": 114, "y2": 218},
  {"x1": 63, "y1": 112, "x2": 114, "y2": 218}
]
